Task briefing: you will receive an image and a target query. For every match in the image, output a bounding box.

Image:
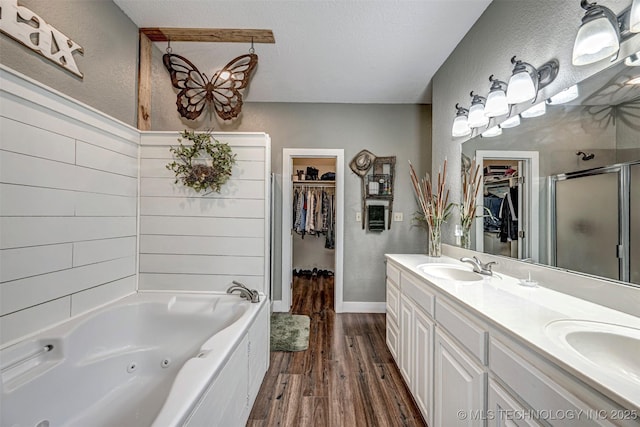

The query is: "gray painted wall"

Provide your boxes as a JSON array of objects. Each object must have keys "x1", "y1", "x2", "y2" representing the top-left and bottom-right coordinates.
[
  {"x1": 151, "y1": 101, "x2": 432, "y2": 302},
  {"x1": 0, "y1": 0, "x2": 139, "y2": 126},
  {"x1": 432, "y1": 0, "x2": 640, "y2": 245}
]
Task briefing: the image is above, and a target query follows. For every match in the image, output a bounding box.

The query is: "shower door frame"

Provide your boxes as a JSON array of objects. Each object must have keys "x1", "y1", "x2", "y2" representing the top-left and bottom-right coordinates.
[{"x1": 549, "y1": 161, "x2": 637, "y2": 282}]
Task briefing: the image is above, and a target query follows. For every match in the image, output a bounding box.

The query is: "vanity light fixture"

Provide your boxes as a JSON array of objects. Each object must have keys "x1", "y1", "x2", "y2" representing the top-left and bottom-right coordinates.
[
  {"x1": 468, "y1": 92, "x2": 490, "y2": 128},
  {"x1": 547, "y1": 84, "x2": 580, "y2": 104},
  {"x1": 481, "y1": 125, "x2": 502, "y2": 138},
  {"x1": 521, "y1": 101, "x2": 546, "y2": 118},
  {"x1": 572, "y1": 0, "x2": 620, "y2": 65},
  {"x1": 625, "y1": 52, "x2": 640, "y2": 66},
  {"x1": 484, "y1": 75, "x2": 509, "y2": 117},
  {"x1": 452, "y1": 103, "x2": 472, "y2": 137},
  {"x1": 500, "y1": 114, "x2": 521, "y2": 128},
  {"x1": 631, "y1": 0, "x2": 639, "y2": 32},
  {"x1": 506, "y1": 56, "x2": 559, "y2": 105}
]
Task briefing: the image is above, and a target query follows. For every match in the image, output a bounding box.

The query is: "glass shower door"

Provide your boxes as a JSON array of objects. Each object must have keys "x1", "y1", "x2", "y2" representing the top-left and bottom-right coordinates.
[{"x1": 555, "y1": 170, "x2": 620, "y2": 281}]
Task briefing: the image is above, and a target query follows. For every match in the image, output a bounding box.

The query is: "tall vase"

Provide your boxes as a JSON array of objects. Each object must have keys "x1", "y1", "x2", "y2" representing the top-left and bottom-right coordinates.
[
  {"x1": 428, "y1": 223, "x2": 442, "y2": 257},
  {"x1": 461, "y1": 224, "x2": 472, "y2": 249}
]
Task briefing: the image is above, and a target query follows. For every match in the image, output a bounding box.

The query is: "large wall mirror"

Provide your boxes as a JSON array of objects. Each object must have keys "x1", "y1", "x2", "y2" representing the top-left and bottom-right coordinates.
[{"x1": 461, "y1": 51, "x2": 640, "y2": 287}]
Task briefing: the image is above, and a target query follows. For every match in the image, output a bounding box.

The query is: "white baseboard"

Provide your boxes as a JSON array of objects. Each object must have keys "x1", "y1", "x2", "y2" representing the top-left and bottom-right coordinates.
[
  {"x1": 271, "y1": 300, "x2": 287, "y2": 312},
  {"x1": 341, "y1": 302, "x2": 386, "y2": 313}
]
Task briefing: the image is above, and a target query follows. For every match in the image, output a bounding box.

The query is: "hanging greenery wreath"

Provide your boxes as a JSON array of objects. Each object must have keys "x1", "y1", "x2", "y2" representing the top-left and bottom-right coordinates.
[{"x1": 166, "y1": 130, "x2": 236, "y2": 193}]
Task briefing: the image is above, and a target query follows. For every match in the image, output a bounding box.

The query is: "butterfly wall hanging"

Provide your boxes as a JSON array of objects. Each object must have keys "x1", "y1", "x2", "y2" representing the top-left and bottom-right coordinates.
[{"x1": 163, "y1": 49, "x2": 258, "y2": 121}]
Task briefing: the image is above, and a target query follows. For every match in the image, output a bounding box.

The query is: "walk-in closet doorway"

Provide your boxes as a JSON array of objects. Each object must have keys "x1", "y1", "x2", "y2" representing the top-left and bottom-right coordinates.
[{"x1": 281, "y1": 149, "x2": 345, "y2": 312}]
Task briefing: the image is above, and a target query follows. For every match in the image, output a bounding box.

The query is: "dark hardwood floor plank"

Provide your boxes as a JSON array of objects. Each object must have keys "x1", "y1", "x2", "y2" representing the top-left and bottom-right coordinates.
[{"x1": 247, "y1": 276, "x2": 427, "y2": 426}]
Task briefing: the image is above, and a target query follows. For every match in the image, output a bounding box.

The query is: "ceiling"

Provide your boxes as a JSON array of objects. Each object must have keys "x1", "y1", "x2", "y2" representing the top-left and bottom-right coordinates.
[{"x1": 113, "y1": 0, "x2": 492, "y2": 104}]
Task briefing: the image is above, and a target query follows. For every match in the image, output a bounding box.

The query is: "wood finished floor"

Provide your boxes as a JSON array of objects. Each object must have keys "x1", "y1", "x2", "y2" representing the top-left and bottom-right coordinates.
[{"x1": 247, "y1": 275, "x2": 427, "y2": 427}]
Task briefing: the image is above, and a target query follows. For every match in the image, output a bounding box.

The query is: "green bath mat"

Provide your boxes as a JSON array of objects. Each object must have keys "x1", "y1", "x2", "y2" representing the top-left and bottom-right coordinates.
[{"x1": 270, "y1": 313, "x2": 310, "y2": 352}]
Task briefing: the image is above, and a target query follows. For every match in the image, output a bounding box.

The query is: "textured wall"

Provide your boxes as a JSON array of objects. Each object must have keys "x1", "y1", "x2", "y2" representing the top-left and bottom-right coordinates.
[
  {"x1": 0, "y1": 0, "x2": 139, "y2": 126},
  {"x1": 432, "y1": 0, "x2": 640, "y2": 244}
]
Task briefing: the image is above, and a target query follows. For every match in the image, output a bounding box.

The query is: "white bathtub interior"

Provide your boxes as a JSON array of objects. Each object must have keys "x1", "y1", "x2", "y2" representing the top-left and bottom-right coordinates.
[{"x1": 1, "y1": 292, "x2": 268, "y2": 427}]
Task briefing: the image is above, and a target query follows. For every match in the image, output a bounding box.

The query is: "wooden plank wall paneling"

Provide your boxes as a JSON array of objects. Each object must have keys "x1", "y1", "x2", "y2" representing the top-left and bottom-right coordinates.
[
  {"x1": 0, "y1": 68, "x2": 139, "y2": 346},
  {"x1": 138, "y1": 133, "x2": 270, "y2": 294}
]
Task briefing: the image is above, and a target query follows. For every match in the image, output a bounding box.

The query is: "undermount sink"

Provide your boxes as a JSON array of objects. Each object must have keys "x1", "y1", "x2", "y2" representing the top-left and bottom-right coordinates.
[
  {"x1": 417, "y1": 263, "x2": 484, "y2": 282},
  {"x1": 545, "y1": 320, "x2": 640, "y2": 384}
]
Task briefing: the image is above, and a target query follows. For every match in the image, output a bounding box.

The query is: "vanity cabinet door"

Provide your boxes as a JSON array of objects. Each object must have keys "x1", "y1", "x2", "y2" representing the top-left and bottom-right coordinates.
[
  {"x1": 414, "y1": 306, "x2": 434, "y2": 425},
  {"x1": 386, "y1": 277, "x2": 400, "y2": 361},
  {"x1": 399, "y1": 294, "x2": 414, "y2": 387},
  {"x1": 488, "y1": 378, "x2": 542, "y2": 427},
  {"x1": 435, "y1": 328, "x2": 486, "y2": 427}
]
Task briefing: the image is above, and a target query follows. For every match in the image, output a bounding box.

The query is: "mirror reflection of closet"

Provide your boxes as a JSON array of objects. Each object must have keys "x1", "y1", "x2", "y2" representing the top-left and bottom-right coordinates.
[
  {"x1": 291, "y1": 158, "x2": 336, "y2": 285},
  {"x1": 482, "y1": 159, "x2": 521, "y2": 259}
]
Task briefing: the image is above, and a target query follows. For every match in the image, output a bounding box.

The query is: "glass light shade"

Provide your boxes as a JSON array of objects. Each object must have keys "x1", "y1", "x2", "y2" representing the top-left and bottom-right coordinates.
[
  {"x1": 468, "y1": 103, "x2": 489, "y2": 128},
  {"x1": 626, "y1": 75, "x2": 640, "y2": 85},
  {"x1": 548, "y1": 85, "x2": 579, "y2": 104},
  {"x1": 521, "y1": 102, "x2": 546, "y2": 118},
  {"x1": 482, "y1": 126, "x2": 502, "y2": 137},
  {"x1": 484, "y1": 90, "x2": 509, "y2": 117},
  {"x1": 572, "y1": 16, "x2": 620, "y2": 66},
  {"x1": 452, "y1": 115, "x2": 471, "y2": 137},
  {"x1": 506, "y1": 71, "x2": 536, "y2": 104},
  {"x1": 501, "y1": 115, "x2": 521, "y2": 129},
  {"x1": 631, "y1": 0, "x2": 640, "y2": 33}
]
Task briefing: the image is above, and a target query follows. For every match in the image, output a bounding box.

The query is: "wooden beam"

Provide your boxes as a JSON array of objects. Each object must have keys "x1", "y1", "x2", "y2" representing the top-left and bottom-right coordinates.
[
  {"x1": 139, "y1": 28, "x2": 275, "y2": 43},
  {"x1": 137, "y1": 32, "x2": 152, "y2": 131}
]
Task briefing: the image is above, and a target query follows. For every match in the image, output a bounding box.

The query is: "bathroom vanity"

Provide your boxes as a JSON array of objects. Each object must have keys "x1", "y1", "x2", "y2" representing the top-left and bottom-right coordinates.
[{"x1": 385, "y1": 254, "x2": 640, "y2": 427}]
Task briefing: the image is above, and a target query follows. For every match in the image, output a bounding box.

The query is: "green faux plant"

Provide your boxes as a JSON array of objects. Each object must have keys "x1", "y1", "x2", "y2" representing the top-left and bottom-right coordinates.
[{"x1": 166, "y1": 130, "x2": 236, "y2": 194}]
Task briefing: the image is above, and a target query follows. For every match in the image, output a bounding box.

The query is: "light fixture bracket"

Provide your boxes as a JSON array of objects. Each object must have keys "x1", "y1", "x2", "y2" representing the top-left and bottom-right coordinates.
[
  {"x1": 455, "y1": 103, "x2": 469, "y2": 116},
  {"x1": 537, "y1": 59, "x2": 560, "y2": 90},
  {"x1": 469, "y1": 91, "x2": 486, "y2": 105},
  {"x1": 488, "y1": 74, "x2": 508, "y2": 91}
]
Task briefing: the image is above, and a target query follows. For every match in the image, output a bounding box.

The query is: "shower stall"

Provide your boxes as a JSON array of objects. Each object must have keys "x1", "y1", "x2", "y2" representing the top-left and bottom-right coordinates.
[{"x1": 550, "y1": 160, "x2": 639, "y2": 285}]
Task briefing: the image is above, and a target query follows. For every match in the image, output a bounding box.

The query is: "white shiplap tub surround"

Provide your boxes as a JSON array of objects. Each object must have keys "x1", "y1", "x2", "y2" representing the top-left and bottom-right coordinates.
[
  {"x1": 138, "y1": 132, "x2": 271, "y2": 296},
  {"x1": 0, "y1": 65, "x2": 140, "y2": 346},
  {"x1": 0, "y1": 65, "x2": 272, "y2": 349}
]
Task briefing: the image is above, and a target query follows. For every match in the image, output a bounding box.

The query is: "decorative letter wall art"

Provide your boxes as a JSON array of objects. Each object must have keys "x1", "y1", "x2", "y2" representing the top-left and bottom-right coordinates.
[{"x1": 0, "y1": 0, "x2": 84, "y2": 78}]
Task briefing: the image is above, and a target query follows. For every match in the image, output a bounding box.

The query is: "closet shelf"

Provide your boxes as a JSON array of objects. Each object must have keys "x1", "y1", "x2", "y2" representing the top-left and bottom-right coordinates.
[{"x1": 293, "y1": 180, "x2": 335, "y2": 187}]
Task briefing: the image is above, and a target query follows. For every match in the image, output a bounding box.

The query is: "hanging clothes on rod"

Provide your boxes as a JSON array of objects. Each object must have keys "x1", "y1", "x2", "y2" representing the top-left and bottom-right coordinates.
[{"x1": 292, "y1": 184, "x2": 336, "y2": 249}]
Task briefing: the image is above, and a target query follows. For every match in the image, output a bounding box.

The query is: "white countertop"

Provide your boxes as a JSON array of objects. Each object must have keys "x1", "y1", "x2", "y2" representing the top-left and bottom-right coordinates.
[{"x1": 385, "y1": 254, "x2": 640, "y2": 411}]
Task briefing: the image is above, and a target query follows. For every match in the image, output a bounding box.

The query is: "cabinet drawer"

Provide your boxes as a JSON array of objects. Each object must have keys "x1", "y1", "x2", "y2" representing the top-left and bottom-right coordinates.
[
  {"x1": 386, "y1": 316, "x2": 399, "y2": 362},
  {"x1": 435, "y1": 299, "x2": 487, "y2": 364},
  {"x1": 488, "y1": 378, "x2": 543, "y2": 427},
  {"x1": 490, "y1": 338, "x2": 625, "y2": 427},
  {"x1": 401, "y1": 271, "x2": 435, "y2": 317},
  {"x1": 386, "y1": 278, "x2": 400, "y2": 325},
  {"x1": 386, "y1": 262, "x2": 400, "y2": 286}
]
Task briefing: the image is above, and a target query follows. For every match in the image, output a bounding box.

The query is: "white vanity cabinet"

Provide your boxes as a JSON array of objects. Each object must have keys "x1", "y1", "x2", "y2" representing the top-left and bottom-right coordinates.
[
  {"x1": 385, "y1": 255, "x2": 640, "y2": 427},
  {"x1": 434, "y1": 299, "x2": 488, "y2": 427},
  {"x1": 386, "y1": 262, "x2": 435, "y2": 425},
  {"x1": 489, "y1": 337, "x2": 635, "y2": 427}
]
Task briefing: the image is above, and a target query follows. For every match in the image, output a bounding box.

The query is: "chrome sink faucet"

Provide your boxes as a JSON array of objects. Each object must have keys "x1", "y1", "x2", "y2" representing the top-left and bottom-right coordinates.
[
  {"x1": 460, "y1": 256, "x2": 497, "y2": 276},
  {"x1": 226, "y1": 280, "x2": 260, "y2": 303}
]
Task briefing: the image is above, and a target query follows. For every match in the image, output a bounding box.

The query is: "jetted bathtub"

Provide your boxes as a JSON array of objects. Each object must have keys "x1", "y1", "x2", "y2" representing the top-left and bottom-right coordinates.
[{"x1": 0, "y1": 292, "x2": 269, "y2": 427}]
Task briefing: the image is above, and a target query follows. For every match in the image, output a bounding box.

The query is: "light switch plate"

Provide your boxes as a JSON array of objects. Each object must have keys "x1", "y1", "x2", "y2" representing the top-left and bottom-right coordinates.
[
  {"x1": 393, "y1": 212, "x2": 403, "y2": 222},
  {"x1": 356, "y1": 212, "x2": 362, "y2": 222}
]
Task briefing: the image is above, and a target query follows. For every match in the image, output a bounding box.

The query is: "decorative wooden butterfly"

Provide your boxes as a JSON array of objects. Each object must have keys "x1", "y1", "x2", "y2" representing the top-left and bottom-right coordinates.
[{"x1": 163, "y1": 52, "x2": 258, "y2": 121}]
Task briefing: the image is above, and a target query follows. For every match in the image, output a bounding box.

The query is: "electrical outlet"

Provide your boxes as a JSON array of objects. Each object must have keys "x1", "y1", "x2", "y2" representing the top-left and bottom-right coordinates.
[
  {"x1": 356, "y1": 212, "x2": 362, "y2": 222},
  {"x1": 393, "y1": 212, "x2": 404, "y2": 222}
]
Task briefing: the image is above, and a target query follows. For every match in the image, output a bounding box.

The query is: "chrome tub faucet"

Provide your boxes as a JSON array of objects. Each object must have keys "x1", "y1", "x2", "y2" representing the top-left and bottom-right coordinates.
[
  {"x1": 460, "y1": 256, "x2": 497, "y2": 276},
  {"x1": 226, "y1": 280, "x2": 260, "y2": 303}
]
